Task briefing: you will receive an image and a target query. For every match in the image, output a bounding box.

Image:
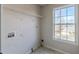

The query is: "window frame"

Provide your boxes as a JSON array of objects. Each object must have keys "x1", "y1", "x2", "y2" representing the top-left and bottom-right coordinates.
[{"x1": 52, "y1": 5, "x2": 79, "y2": 45}]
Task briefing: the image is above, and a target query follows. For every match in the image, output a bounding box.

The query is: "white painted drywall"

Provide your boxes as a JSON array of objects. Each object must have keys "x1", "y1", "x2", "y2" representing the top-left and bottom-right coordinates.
[
  {"x1": 40, "y1": 4, "x2": 79, "y2": 54},
  {"x1": 0, "y1": 5, "x2": 1, "y2": 52},
  {"x1": 1, "y1": 4, "x2": 41, "y2": 54}
]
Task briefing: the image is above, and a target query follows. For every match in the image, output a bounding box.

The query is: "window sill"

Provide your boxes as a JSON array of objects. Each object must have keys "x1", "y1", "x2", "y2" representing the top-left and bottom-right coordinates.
[{"x1": 53, "y1": 38, "x2": 78, "y2": 46}]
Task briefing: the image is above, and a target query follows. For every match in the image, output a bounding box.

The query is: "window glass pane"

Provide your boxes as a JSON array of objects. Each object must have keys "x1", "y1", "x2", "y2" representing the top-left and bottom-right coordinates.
[
  {"x1": 67, "y1": 16, "x2": 75, "y2": 23},
  {"x1": 61, "y1": 8, "x2": 66, "y2": 16},
  {"x1": 67, "y1": 25, "x2": 75, "y2": 41},
  {"x1": 55, "y1": 25, "x2": 60, "y2": 39},
  {"x1": 54, "y1": 5, "x2": 75, "y2": 42},
  {"x1": 61, "y1": 25, "x2": 67, "y2": 40},
  {"x1": 61, "y1": 17, "x2": 66, "y2": 24},
  {"x1": 55, "y1": 9, "x2": 60, "y2": 17},
  {"x1": 55, "y1": 17, "x2": 60, "y2": 24},
  {"x1": 67, "y1": 6, "x2": 75, "y2": 16}
]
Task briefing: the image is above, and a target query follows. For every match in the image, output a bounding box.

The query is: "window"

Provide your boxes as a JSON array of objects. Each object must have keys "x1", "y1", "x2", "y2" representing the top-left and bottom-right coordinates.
[{"x1": 53, "y1": 5, "x2": 76, "y2": 43}]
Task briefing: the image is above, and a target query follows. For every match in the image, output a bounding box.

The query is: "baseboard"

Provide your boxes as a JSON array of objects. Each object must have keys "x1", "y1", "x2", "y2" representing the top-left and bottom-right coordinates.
[
  {"x1": 43, "y1": 44, "x2": 69, "y2": 54},
  {"x1": 29, "y1": 43, "x2": 41, "y2": 54}
]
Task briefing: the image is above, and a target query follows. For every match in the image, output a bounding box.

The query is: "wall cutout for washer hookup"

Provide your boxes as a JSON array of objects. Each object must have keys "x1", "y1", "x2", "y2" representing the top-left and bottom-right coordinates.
[{"x1": 8, "y1": 32, "x2": 15, "y2": 38}]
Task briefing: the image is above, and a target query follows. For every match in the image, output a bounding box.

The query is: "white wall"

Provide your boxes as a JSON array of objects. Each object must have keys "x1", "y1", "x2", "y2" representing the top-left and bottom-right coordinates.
[
  {"x1": 1, "y1": 4, "x2": 41, "y2": 54},
  {"x1": 0, "y1": 5, "x2": 1, "y2": 52},
  {"x1": 41, "y1": 4, "x2": 79, "y2": 54}
]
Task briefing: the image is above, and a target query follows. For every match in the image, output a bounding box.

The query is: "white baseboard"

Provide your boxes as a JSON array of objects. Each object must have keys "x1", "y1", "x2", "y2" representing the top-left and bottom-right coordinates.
[
  {"x1": 43, "y1": 44, "x2": 69, "y2": 54},
  {"x1": 25, "y1": 49, "x2": 32, "y2": 54}
]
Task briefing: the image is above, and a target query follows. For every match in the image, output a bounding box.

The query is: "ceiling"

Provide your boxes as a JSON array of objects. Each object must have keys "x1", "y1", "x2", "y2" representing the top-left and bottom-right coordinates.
[{"x1": 39, "y1": 4, "x2": 47, "y2": 7}]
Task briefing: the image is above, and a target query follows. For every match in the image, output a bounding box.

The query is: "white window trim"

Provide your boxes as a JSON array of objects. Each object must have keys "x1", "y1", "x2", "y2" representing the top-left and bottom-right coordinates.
[{"x1": 52, "y1": 4, "x2": 79, "y2": 45}]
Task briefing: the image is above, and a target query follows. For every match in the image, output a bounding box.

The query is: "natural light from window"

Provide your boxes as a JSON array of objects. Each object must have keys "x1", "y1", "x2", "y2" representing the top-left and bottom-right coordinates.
[{"x1": 54, "y1": 5, "x2": 75, "y2": 42}]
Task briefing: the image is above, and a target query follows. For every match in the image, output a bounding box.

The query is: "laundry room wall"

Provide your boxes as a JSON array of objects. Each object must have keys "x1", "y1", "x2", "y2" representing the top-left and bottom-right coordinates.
[
  {"x1": 0, "y1": 4, "x2": 1, "y2": 53},
  {"x1": 1, "y1": 4, "x2": 41, "y2": 54},
  {"x1": 40, "y1": 4, "x2": 79, "y2": 54}
]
